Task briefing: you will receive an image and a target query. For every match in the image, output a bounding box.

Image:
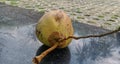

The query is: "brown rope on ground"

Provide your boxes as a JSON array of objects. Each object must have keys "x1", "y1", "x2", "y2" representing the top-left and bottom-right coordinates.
[{"x1": 60, "y1": 27, "x2": 120, "y2": 42}]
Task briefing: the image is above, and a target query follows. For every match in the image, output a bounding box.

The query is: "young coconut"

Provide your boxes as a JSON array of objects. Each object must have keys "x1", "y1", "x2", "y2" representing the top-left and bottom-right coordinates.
[
  {"x1": 32, "y1": 9, "x2": 120, "y2": 64},
  {"x1": 32, "y1": 10, "x2": 74, "y2": 64}
]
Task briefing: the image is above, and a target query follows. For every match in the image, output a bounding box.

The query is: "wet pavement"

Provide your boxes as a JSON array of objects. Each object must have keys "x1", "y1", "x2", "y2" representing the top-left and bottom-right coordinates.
[{"x1": 0, "y1": 3, "x2": 120, "y2": 64}]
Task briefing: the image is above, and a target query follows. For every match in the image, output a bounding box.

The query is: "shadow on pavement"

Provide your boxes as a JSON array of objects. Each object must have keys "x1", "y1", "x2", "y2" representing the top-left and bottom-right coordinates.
[{"x1": 36, "y1": 45, "x2": 70, "y2": 64}]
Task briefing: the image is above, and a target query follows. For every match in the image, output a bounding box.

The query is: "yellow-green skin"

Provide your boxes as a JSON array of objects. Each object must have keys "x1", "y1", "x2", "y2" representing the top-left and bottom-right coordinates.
[{"x1": 36, "y1": 10, "x2": 74, "y2": 48}]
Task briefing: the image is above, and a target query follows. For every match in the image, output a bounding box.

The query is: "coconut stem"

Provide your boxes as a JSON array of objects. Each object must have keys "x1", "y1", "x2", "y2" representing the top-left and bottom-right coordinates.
[
  {"x1": 32, "y1": 43, "x2": 58, "y2": 64},
  {"x1": 60, "y1": 27, "x2": 120, "y2": 42}
]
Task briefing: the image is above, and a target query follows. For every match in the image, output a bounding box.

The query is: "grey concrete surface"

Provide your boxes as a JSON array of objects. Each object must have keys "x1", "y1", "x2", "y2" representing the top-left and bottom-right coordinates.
[
  {"x1": 1, "y1": 0, "x2": 120, "y2": 30},
  {"x1": 0, "y1": 3, "x2": 120, "y2": 64}
]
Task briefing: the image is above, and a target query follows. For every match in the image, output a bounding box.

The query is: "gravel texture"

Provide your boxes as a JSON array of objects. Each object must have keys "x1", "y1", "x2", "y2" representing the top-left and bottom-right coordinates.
[{"x1": 0, "y1": 0, "x2": 120, "y2": 30}]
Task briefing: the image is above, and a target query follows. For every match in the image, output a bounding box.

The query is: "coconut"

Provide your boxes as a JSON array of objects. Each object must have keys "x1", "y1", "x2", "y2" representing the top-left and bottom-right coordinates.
[{"x1": 36, "y1": 10, "x2": 74, "y2": 48}]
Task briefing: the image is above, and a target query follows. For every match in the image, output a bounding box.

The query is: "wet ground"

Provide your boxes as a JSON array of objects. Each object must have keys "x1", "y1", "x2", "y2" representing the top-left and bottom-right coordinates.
[{"x1": 0, "y1": 3, "x2": 120, "y2": 64}]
